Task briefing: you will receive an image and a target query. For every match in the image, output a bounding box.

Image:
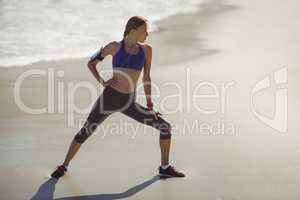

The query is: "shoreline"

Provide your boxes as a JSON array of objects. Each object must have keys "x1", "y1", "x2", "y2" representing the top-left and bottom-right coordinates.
[
  {"x1": 0, "y1": 0, "x2": 237, "y2": 69},
  {"x1": 0, "y1": 0, "x2": 237, "y2": 119}
]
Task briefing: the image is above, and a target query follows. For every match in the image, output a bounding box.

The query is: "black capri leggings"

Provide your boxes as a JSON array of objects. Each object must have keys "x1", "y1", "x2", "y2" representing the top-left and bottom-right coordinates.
[{"x1": 74, "y1": 86, "x2": 172, "y2": 144}]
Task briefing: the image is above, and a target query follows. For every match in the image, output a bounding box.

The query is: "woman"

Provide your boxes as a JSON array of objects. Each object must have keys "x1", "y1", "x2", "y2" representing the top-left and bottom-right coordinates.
[{"x1": 51, "y1": 16, "x2": 185, "y2": 179}]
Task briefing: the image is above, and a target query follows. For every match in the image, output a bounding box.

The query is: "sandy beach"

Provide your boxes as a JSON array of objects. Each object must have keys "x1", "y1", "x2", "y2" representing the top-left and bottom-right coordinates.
[{"x1": 1, "y1": 0, "x2": 300, "y2": 199}]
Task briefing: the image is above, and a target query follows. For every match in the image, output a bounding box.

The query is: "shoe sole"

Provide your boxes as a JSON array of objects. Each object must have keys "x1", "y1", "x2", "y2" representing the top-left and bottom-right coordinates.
[
  {"x1": 51, "y1": 171, "x2": 66, "y2": 179},
  {"x1": 158, "y1": 173, "x2": 173, "y2": 178},
  {"x1": 51, "y1": 174, "x2": 64, "y2": 179},
  {"x1": 159, "y1": 173, "x2": 185, "y2": 178}
]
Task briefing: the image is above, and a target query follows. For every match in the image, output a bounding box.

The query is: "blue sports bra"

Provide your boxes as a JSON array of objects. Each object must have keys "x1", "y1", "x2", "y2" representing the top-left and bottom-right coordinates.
[{"x1": 112, "y1": 39, "x2": 145, "y2": 71}]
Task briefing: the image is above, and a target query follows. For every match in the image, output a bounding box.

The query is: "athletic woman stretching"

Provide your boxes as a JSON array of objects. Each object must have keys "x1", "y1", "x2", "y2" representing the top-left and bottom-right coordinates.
[{"x1": 51, "y1": 16, "x2": 185, "y2": 179}]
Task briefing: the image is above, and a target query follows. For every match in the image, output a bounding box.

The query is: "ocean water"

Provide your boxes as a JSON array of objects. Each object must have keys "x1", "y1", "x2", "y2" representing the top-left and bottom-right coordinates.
[{"x1": 0, "y1": 0, "x2": 205, "y2": 67}]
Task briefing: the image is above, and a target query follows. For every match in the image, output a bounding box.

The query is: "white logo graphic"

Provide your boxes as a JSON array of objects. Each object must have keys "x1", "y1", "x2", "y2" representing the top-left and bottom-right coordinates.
[{"x1": 250, "y1": 67, "x2": 288, "y2": 133}]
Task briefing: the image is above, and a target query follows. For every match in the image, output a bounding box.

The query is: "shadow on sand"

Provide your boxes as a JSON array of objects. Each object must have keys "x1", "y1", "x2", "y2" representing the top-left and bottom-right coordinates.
[
  {"x1": 31, "y1": 178, "x2": 58, "y2": 200},
  {"x1": 31, "y1": 175, "x2": 161, "y2": 200}
]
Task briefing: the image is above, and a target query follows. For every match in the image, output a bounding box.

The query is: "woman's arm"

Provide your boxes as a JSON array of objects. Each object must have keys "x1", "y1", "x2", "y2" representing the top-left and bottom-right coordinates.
[
  {"x1": 87, "y1": 41, "x2": 117, "y2": 86},
  {"x1": 142, "y1": 44, "x2": 153, "y2": 109}
]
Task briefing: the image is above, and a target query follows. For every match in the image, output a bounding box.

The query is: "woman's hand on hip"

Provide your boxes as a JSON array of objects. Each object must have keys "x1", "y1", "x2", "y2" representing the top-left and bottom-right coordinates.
[{"x1": 147, "y1": 101, "x2": 162, "y2": 120}]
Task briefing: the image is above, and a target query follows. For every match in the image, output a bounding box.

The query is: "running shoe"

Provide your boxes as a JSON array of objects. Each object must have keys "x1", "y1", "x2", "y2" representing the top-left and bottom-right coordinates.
[
  {"x1": 51, "y1": 165, "x2": 67, "y2": 179},
  {"x1": 158, "y1": 165, "x2": 185, "y2": 178}
]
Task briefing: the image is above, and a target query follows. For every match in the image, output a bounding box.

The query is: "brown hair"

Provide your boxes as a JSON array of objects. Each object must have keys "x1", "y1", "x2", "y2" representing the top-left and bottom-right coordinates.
[{"x1": 123, "y1": 16, "x2": 147, "y2": 39}]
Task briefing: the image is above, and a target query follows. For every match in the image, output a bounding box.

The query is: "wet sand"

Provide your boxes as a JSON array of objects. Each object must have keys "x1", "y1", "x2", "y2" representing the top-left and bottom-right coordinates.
[{"x1": 1, "y1": 0, "x2": 300, "y2": 199}]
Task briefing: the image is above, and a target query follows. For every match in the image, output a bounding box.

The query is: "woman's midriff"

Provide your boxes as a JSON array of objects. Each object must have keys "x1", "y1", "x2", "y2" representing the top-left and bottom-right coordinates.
[{"x1": 109, "y1": 68, "x2": 142, "y2": 94}]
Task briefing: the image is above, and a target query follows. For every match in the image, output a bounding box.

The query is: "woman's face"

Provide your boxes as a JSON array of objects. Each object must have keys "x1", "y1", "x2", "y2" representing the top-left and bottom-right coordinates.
[{"x1": 134, "y1": 23, "x2": 149, "y2": 43}]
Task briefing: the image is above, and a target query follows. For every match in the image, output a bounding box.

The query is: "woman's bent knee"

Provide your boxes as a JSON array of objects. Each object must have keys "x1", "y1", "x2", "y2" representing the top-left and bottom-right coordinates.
[
  {"x1": 158, "y1": 121, "x2": 172, "y2": 140},
  {"x1": 160, "y1": 132, "x2": 171, "y2": 140}
]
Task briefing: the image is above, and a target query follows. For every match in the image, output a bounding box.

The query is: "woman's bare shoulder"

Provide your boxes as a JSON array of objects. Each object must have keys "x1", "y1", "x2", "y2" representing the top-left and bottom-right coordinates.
[
  {"x1": 140, "y1": 43, "x2": 152, "y2": 54},
  {"x1": 103, "y1": 40, "x2": 122, "y2": 56},
  {"x1": 140, "y1": 42, "x2": 152, "y2": 48}
]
